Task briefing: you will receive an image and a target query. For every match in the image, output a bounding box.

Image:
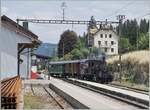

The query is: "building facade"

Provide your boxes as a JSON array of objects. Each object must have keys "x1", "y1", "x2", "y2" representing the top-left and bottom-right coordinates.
[
  {"x1": 86, "y1": 16, "x2": 119, "y2": 55},
  {"x1": 93, "y1": 29, "x2": 119, "y2": 55},
  {"x1": 0, "y1": 15, "x2": 40, "y2": 79}
]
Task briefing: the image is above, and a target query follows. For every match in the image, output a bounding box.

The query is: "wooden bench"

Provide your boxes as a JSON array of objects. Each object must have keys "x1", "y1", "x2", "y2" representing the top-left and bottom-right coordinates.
[{"x1": 1, "y1": 76, "x2": 22, "y2": 109}]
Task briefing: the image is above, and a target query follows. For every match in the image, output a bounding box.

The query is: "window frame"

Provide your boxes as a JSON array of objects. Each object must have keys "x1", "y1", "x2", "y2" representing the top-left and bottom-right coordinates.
[
  {"x1": 109, "y1": 34, "x2": 112, "y2": 38},
  {"x1": 111, "y1": 41, "x2": 114, "y2": 45},
  {"x1": 105, "y1": 41, "x2": 108, "y2": 45},
  {"x1": 111, "y1": 48, "x2": 114, "y2": 52},
  {"x1": 105, "y1": 34, "x2": 107, "y2": 38},
  {"x1": 100, "y1": 34, "x2": 103, "y2": 38}
]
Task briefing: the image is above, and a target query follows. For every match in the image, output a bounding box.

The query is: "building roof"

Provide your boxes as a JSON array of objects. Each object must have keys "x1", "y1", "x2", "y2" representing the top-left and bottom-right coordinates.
[
  {"x1": 49, "y1": 59, "x2": 88, "y2": 65},
  {"x1": 1, "y1": 15, "x2": 41, "y2": 43}
]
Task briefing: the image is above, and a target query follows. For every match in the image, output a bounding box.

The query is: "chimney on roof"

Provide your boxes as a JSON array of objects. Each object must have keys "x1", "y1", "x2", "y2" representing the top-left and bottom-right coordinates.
[{"x1": 23, "y1": 22, "x2": 28, "y2": 30}]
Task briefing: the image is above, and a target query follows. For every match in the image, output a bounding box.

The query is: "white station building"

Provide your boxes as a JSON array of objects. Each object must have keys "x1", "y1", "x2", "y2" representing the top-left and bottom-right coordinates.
[{"x1": 0, "y1": 15, "x2": 41, "y2": 79}]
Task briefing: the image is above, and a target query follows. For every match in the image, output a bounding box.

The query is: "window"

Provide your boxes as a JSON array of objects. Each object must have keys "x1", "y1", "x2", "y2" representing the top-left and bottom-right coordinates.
[
  {"x1": 98, "y1": 41, "x2": 101, "y2": 46},
  {"x1": 111, "y1": 48, "x2": 114, "y2": 52},
  {"x1": 111, "y1": 41, "x2": 114, "y2": 45},
  {"x1": 105, "y1": 48, "x2": 107, "y2": 52},
  {"x1": 100, "y1": 34, "x2": 103, "y2": 38},
  {"x1": 105, "y1": 41, "x2": 107, "y2": 45},
  {"x1": 109, "y1": 34, "x2": 112, "y2": 38},
  {"x1": 105, "y1": 34, "x2": 107, "y2": 38}
]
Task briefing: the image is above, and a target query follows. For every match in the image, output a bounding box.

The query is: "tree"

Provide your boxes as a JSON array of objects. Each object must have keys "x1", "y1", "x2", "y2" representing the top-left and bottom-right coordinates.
[
  {"x1": 140, "y1": 19, "x2": 147, "y2": 33},
  {"x1": 51, "y1": 56, "x2": 59, "y2": 61},
  {"x1": 119, "y1": 37, "x2": 132, "y2": 53},
  {"x1": 81, "y1": 48, "x2": 89, "y2": 58},
  {"x1": 63, "y1": 53, "x2": 73, "y2": 60},
  {"x1": 138, "y1": 33, "x2": 149, "y2": 50},
  {"x1": 71, "y1": 49, "x2": 84, "y2": 60},
  {"x1": 58, "y1": 30, "x2": 77, "y2": 58}
]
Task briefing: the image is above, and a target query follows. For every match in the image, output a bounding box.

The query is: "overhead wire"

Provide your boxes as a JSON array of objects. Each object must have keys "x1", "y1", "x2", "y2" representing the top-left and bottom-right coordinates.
[{"x1": 104, "y1": 0, "x2": 136, "y2": 20}]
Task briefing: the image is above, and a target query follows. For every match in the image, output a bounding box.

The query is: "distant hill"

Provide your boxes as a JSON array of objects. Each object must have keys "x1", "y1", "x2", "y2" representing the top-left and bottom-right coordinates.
[{"x1": 34, "y1": 43, "x2": 57, "y2": 58}]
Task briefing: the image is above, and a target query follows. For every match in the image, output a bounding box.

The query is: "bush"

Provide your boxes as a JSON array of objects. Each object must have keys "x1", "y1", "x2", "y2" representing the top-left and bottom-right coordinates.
[{"x1": 108, "y1": 58, "x2": 149, "y2": 85}]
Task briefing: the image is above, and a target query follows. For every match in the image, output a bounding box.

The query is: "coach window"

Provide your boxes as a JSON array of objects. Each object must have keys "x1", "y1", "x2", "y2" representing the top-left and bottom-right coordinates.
[{"x1": 111, "y1": 48, "x2": 114, "y2": 52}]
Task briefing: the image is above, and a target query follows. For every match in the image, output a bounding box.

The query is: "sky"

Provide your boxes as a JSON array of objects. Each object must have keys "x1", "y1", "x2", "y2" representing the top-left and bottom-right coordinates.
[{"x1": 1, "y1": 0, "x2": 150, "y2": 44}]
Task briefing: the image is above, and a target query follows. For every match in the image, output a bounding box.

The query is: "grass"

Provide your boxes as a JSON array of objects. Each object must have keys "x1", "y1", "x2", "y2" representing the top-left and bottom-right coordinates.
[
  {"x1": 107, "y1": 50, "x2": 149, "y2": 64},
  {"x1": 24, "y1": 92, "x2": 45, "y2": 109}
]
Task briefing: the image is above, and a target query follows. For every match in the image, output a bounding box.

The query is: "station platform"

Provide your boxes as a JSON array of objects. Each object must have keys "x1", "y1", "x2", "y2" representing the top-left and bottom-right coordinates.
[
  {"x1": 69, "y1": 78, "x2": 149, "y2": 102},
  {"x1": 50, "y1": 77, "x2": 140, "y2": 109}
]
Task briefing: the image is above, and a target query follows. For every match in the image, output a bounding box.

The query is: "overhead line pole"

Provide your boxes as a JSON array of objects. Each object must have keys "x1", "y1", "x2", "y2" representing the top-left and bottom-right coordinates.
[
  {"x1": 61, "y1": 2, "x2": 67, "y2": 21},
  {"x1": 117, "y1": 15, "x2": 125, "y2": 83}
]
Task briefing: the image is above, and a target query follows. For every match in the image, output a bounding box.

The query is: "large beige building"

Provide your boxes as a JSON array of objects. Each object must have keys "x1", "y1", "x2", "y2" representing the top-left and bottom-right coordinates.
[{"x1": 92, "y1": 28, "x2": 119, "y2": 55}]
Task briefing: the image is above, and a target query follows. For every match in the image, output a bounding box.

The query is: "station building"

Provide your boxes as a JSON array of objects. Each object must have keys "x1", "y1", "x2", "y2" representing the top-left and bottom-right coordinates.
[{"x1": 0, "y1": 15, "x2": 41, "y2": 79}]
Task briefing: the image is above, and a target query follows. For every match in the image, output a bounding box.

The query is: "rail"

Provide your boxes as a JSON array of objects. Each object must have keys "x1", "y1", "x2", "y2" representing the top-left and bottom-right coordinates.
[{"x1": 44, "y1": 87, "x2": 64, "y2": 109}]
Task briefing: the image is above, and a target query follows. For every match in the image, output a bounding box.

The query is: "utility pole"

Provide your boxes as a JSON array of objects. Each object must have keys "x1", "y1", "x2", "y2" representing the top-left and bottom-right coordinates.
[
  {"x1": 116, "y1": 15, "x2": 125, "y2": 83},
  {"x1": 62, "y1": 42, "x2": 64, "y2": 57},
  {"x1": 61, "y1": 2, "x2": 67, "y2": 21},
  {"x1": 136, "y1": 25, "x2": 139, "y2": 50}
]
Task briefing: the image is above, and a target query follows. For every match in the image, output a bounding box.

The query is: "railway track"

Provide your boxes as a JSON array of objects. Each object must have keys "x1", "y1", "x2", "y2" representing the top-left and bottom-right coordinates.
[
  {"x1": 28, "y1": 84, "x2": 72, "y2": 109},
  {"x1": 62, "y1": 78, "x2": 149, "y2": 109}
]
